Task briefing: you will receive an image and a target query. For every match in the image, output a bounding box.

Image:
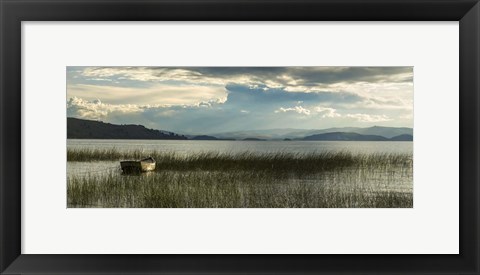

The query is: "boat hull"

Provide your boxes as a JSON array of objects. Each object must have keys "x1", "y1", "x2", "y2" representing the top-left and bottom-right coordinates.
[{"x1": 120, "y1": 158, "x2": 156, "y2": 173}]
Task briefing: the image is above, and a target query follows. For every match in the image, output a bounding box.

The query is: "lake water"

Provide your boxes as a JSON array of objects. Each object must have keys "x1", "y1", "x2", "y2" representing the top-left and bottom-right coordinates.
[
  {"x1": 68, "y1": 139, "x2": 412, "y2": 155},
  {"x1": 67, "y1": 139, "x2": 413, "y2": 207}
]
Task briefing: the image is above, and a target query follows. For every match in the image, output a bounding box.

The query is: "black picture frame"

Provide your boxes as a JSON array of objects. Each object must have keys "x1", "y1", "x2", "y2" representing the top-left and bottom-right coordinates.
[{"x1": 1, "y1": 0, "x2": 479, "y2": 274}]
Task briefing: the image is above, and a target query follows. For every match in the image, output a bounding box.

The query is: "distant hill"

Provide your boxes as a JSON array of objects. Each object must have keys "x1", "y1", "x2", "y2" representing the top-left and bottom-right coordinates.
[
  {"x1": 243, "y1": 138, "x2": 266, "y2": 141},
  {"x1": 302, "y1": 132, "x2": 413, "y2": 141},
  {"x1": 303, "y1": 132, "x2": 389, "y2": 141},
  {"x1": 288, "y1": 126, "x2": 413, "y2": 139},
  {"x1": 212, "y1": 129, "x2": 301, "y2": 140},
  {"x1": 211, "y1": 126, "x2": 413, "y2": 140},
  {"x1": 67, "y1": 118, "x2": 413, "y2": 141},
  {"x1": 191, "y1": 135, "x2": 219, "y2": 140},
  {"x1": 390, "y1": 134, "x2": 413, "y2": 141},
  {"x1": 190, "y1": 135, "x2": 236, "y2": 141},
  {"x1": 67, "y1": 117, "x2": 187, "y2": 140}
]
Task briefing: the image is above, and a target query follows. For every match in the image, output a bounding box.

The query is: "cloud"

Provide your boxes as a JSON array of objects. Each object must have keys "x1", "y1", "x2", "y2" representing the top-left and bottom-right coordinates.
[
  {"x1": 68, "y1": 66, "x2": 412, "y2": 113},
  {"x1": 67, "y1": 83, "x2": 227, "y2": 106},
  {"x1": 67, "y1": 97, "x2": 143, "y2": 120},
  {"x1": 345, "y1": 113, "x2": 391, "y2": 122},
  {"x1": 314, "y1": 107, "x2": 341, "y2": 118},
  {"x1": 70, "y1": 66, "x2": 413, "y2": 93},
  {"x1": 275, "y1": 106, "x2": 311, "y2": 115}
]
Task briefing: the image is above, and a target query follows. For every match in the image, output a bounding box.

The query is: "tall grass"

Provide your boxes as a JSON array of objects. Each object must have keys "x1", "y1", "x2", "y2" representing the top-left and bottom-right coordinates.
[
  {"x1": 67, "y1": 149, "x2": 413, "y2": 208},
  {"x1": 67, "y1": 170, "x2": 412, "y2": 208},
  {"x1": 67, "y1": 148, "x2": 412, "y2": 174}
]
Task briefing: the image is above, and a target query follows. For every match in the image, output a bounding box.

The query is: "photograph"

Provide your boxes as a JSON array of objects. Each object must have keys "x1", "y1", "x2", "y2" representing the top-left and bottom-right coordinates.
[
  {"x1": 3, "y1": 0, "x2": 478, "y2": 273},
  {"x1": 66, "y1": 66, "x2": 413, "y2": 208}
]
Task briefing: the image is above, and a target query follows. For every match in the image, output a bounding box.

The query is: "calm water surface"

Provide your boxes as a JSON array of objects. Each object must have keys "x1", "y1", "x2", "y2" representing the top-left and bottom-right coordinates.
[{"x1": 68, "y1": 139, "x2": 412, "y2": 155}]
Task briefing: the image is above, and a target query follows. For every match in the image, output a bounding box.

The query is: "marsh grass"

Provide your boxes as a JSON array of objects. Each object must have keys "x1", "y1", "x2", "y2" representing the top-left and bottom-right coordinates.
[
  {"x1": 67, "y1": 148, "x2": 412, "y2": 174},
  {"x1": 67, "y1": 149, "x2": 413, "y2": 208},
  {"x1": 67, "y1": 170, "x2": 412, "y2": 208}
]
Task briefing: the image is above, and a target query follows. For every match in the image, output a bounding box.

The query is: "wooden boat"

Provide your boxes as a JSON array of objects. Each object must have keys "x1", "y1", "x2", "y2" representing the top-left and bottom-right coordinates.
[{"x1": 120, "y1": 157, "x2": 156, "y2": 173}]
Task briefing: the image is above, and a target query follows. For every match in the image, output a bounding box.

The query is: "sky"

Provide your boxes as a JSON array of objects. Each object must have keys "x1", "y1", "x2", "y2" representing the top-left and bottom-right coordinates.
[{"x1": 67, "y1": 66, "x2": 413, "y2": 134}]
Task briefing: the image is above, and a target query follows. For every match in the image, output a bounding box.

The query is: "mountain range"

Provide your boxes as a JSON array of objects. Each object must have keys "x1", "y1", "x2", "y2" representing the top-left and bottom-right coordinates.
[
  {"x1": 209, "y1": 126, "x2": 413, "y2": 140},
  {"x1": 67, "y1": 118, "x2": 412, "y2": 141},
  {"x1": 67, "y1": 117, "x2": 187, "y2": 140},
  {"x1": 302, "y1": 132, "x2": 412, "y2": 141}
]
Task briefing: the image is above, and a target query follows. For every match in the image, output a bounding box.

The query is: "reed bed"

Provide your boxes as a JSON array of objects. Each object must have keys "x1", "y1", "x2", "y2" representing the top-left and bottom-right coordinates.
[
  {"x1": 67, "y1": 170, "x2": 412, "y2": 208},
  {"x1": 67, "y1": 149, "x2": 413, "y2": 208},
  {"x1": 67, "y1": 148, "x2": 412, "y2": 174}
]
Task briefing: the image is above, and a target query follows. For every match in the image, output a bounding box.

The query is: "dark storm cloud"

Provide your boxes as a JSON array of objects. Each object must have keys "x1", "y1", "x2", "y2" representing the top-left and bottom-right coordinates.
[
  {"x1": 75, "y1": 66, "x2": 413, "y2": 88},
  {"x1": 165, "y1": 66, "x2": 413, "y2": 85}
]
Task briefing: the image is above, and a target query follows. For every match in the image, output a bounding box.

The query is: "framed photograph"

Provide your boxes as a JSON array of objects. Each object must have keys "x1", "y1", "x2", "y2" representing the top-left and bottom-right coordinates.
[
  {"x1": 65, "y1": 65, "x2": 414, "y2": 209},
  {"x1": 1, "y1": 0, "x2": 479, "y2": 274}
]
